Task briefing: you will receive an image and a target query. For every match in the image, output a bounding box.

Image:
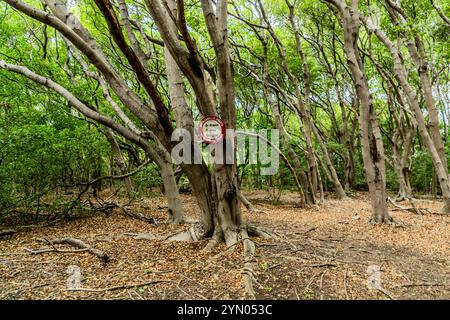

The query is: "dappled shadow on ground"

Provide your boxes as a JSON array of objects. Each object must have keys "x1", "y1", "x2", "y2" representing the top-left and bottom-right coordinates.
[{"x1": 0, "y1": 192, "x2": 449, "y2": 300}]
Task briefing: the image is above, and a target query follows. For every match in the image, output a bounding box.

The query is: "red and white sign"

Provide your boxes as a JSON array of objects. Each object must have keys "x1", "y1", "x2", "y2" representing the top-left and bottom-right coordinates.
[{"x1": 197, "y1": 115, "x2": 226, "y2": 144}]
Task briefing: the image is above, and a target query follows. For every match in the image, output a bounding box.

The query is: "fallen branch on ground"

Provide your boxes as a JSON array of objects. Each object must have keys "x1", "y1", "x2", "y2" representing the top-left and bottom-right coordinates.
[
  {"x1": 420, "y1": 208, "x2": 450, "y2": 216},
  {"x1": 37, "y1": 237, "x2": 110, "y2": 264},
  {"x1": 407, "y1": 198, "x2": 422, "y2": 215},
  {"x1": 83, "y1": 198, "x2": 156, "y2": 224},
  {"x1": 388, "y1": 198, "x2": 448, "y2": 216},
  {"x1": 24, "y1": 247, "x2": 89, "y2": 254},
  {"x1": 115, "y1": 203, "x2": 156, "y2": 224},
  {"x1": 388, "y1": 197, "x2": 422, "y2": 214},
  {"x1": 66, "y1": 279, "x2": 169, "y2": 292},
  {"x1": 392, "y1": 282, "x2": 447, "y2": 288},
  {"x1": 304, "y1": 263, "x2": 337, "y2": 268}
]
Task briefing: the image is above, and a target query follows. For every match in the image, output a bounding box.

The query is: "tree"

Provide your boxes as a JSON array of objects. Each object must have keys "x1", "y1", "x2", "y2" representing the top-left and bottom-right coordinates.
[{"x1": 325, "y1": 0, "x2": 392, "y2": 223}]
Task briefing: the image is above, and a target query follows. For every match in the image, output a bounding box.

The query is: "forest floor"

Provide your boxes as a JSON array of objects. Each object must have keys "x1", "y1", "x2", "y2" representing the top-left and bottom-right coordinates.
[{"x1": 0, "y1": 191, "x2": 449, "y2": 300}]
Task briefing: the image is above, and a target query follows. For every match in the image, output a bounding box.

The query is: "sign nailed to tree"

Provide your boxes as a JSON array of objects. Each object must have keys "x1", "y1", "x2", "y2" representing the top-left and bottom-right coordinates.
[{"x1": 197, "y1": 115, "x2": 226, "y2": 144}]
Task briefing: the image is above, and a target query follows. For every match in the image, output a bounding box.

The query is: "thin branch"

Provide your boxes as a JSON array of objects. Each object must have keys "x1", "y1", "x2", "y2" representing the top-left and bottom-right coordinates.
[{"x1": 66, "y1": 280, "x2": 170, "y2": 292}]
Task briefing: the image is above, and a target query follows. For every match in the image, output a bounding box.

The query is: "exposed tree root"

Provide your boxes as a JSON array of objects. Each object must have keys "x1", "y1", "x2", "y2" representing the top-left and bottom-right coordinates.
[
  {"x1": 240, "y1": 228, "x2": 257, "y2": 299},
  {"x1": 124, "y1": 223, "x2": 205, "y2": 242},
  {"x1": 239, "y1": 193, "x2": 268, "y2": 214},
  {"x1": 158, "y1": 223, "x2": 278, "y2": 299},
  {"x1": 369, "y1": 206, "x2": 396, "y2": 225},
  {"x1": 37, "y1": 237, "x2": 110, "y2": 264},
  {"x1": 124, "y1": 232, "x2": 161, "y2": 240},
  {"x1": 166, "y1": 229, "x2": 195, "y2": 242},
  {"x1": 201, "y1": 230, "x2": 221, "y2": 251},
  {"x1": 369, "y1": 216, "x2": 395, "y2": 225},
  {"x1": 206, "y1": 225, "x2": 278, "y2": 299},
  {"x1": 208, "y1": 236, "x2": 248, "y2": 261},
  {"x1": 166, "y1": 223, "x2": 205, "y2": 242},
  {"x1": 246, "y1": 225, "x2": 280, "y2": 240},
  {"x1": 123, "y1": 222, "x2": 280, "y2": 299}
]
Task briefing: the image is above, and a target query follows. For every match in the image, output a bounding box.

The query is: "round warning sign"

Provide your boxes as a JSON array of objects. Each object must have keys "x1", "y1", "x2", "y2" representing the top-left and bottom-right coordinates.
[{"x1": 197, "y1": 115, "x2": 226, "y2": 144}]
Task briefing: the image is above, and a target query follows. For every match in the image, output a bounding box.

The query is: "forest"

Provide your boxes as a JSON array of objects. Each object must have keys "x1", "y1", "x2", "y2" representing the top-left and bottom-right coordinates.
[{"x1": 0, "y1": 0, "x2": 449, "y2": 301}]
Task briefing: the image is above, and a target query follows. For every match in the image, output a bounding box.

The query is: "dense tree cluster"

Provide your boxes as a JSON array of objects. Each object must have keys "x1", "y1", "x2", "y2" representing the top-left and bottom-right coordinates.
[{"x1": 0, "y1": 0, "x2": 449, "y2": 233}]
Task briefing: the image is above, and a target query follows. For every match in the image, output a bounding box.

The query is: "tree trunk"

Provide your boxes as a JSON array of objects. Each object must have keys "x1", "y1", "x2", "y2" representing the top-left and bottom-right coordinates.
[
  {"x1": 329, "y1": 0, "x2": 392, "y2": 223},
  {"x1": 402, "y1": 22, "x2": 448, "y2": 177},
  {"x1": 104, "y1": 129, "x2": 134, "y2": 197},
  {"x1": 257, "y1": 0, "x2": 319, "y2": 196},
  {"x1": 444, "y1": 198, "x2": 450, "y2": 213},
  {"x1": 365, "y1": 15, "x2": 450, "y2": 213},
  {"x1": 213, "y1": 163, "x2": 242, "y2": 246},
  {"x1": 158, "y1": 0, "x2": 244, "y2": 243},
  {"x1": 287, "y1": 1, "x2": 345, "y2": 199},
  {"x1": 393, "y1": 161, "x2": 409, "y2": 201},
  {"x1": 310, "y1": 124, "x2": 347, "y2": 199},
  {"x1": 157, "y1": 155, "x2": 184, "y2": 224},
  {"x1": 271, "y1": 98, "x2": 314, "y2": 204},
  {"x1": 391, "y1": 125, "x2": 415, "y2": 201},
  {"x1": 181, "y1": 164, "x2": 216, "y2": 236}
]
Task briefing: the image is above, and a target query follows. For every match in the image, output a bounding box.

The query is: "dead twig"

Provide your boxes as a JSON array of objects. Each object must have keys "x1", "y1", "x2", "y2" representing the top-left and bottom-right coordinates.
[{"x1": 304, "y1": 263, "x2": 337, "y2": 268}]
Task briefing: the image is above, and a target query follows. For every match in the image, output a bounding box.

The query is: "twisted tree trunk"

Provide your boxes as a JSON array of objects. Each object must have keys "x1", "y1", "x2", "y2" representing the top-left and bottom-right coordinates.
[
  {"x1": 327, "y1": 0, "x2": 391, "y2": 223},
  {"x1": 364, "y1": 14, "x2": 450, "y2": 213}
]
